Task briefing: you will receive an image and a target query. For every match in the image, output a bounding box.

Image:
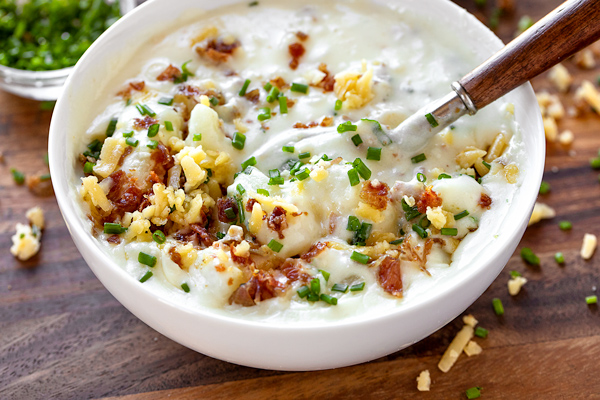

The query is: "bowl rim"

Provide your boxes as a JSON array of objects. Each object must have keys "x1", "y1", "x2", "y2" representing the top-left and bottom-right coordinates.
[{"x1": 49, "y1": 0, "x2": 545, "y2": 334}]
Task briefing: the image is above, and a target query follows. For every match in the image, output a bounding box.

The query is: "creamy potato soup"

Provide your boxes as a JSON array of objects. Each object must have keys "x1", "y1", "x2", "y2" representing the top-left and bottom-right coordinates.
[{"x1": 76, "y1": 0, "x2": 524, "y2": 322}]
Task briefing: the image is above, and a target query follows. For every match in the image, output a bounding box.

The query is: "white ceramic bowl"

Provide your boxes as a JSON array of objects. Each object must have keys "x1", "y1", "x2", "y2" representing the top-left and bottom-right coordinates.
[{"x1": 49, "y1": 0, "x2": 544, "y2": 371}]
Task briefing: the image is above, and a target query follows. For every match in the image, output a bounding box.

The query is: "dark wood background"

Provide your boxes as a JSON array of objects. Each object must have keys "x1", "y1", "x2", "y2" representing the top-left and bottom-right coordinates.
[{"x1": 2, "y1": 0, "x2": 600, "y2": 398}]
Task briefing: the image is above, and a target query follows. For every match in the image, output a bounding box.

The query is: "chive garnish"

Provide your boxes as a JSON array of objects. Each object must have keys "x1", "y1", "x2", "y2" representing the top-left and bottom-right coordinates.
[
  {"x1": 413, "y1": 224, "x2": 428, "y2": 239},
  {"x1": 10, "y1": 168, "x2": 25, "y2": 185},
  {"x1": 411, "y1": 153, "x2": 426, "y2": 163},
  {"x1": 297, "y1": 285, "x2": 310, "y2": 298},
  {"x1": 209, "y1": 96, "x2": 219, "y2": 107},
  {"x1": 125, "y1": 137, "x2": 139, "y2": 147},
  {"x1": 257, "y1": 188, "x2": 269, "y2": 196},
  {"x1": 239, "y1": 79, "x2": 251, "y2": 96},
  {"x1": 104, "y1": 222, "x2": 126, "y2": 234},
  {"x1": 366, "y1": 147, "x2": 381, "y2": 161},
  {"x1": 295, "y1": 168, "x2": 310, "y2": 181},
  {"x1": 332, "y1": 283, "x2": 348, "y2": 293},
  {"x1": 539, "y1": 181, "x2": 550, "y2": 194},
  {"x1": 554, "y1": 252, "x2": 565, "y2": 264},
  {"x1": 106, "y1": 117, "x2": 118, "y2": 137},
  {"x1": 147, "y1": 140, "x2": 158, "y2": 149},
  {"x1": 138, "y1": 252, "x2": 157, "y2": 267},
  {"x1": 83, "y1": 161, "x2": 95, "y2": 174},
  {"x1": 158, "y1": 97, "x2": 174, "y2": 106},
  {"x1": 347, "y1": 216, "x2": 361, "y2": 231},
  {"x1": 298, "y1": 151, "x2": 311, "y2": 159},
  {"x1": 348, "y1": 168, "x2": 360, "y2": 186},
  {"x1": 147, "y1": 123, "x2": 159, "y2": 137},
  {"x1": 474, "y1": 327, "x2": 488, "y2": 338},
  {"x1": 492, "y1": 298, "x2": 504, "y2": 316},
  {"x1": 266, "y1": 86, "x2": 280, "y2": 103},
  {"x1": 224, "y1": 207, "x2": 236, "y2": 220},
  {"x1": 290, "y1": 82, "x2": 309, "y2": 94},
  {"x1": 590, "y1": 158, "x2": 600, "y2": 169},
  {"x1": 164, "y1": 121, "x2": 174, "y2": 131},
  {"x1": 267, "y1": 239, "x2": 283, "y2": 252},
  {"x1": 319, "y1": 269, "x2": 330, "y2": 282},
  {"x1": 258, "y1": 107, "x2": 271, "y2": 121},
  {"x1": 521, "y1": 247, "x2": 540, "y2": 265},
  {"x1": 510, "y1": 270, "x2": 522, "y2": 277},
  {"x1": 351, "y1": 134, "x2": 363, "y2": 146},
  {"x1": 482, "y1": 160, "x2": 491, "y2": 170},
  {"x1": 441, "y1": 227, "x2": 458, "y2": 236},
  {"x1": 181, "y1": 283, "x2": 190, "y2": 293},
  {"x1": 586, "y1": 295, "x2": 598, "y2": 305},
  {"x1": 142, "y1": 104, "x2": 156, "y2": 117},
  {"x1": 282, "y1": 145, "x2": 295, "y2": 153},
  {"x1": 139, "y1": 271, "x2": 153, "y2": 283},
  {"x1": 438, "y1": 173, "x2": 452, "y2": 179},
  {"x1": 310, "y1": 278, "x2": 320, "y2": 294},
  {"x1": 416, "y1": 172, "x2": 426, "y2": 183},
  {"x1": 152, "y1": 230, "x2": 166, "y2": 244},
  {"x1": 335, "y1": 99, "x2": 343, "y2": 111},
  {"x1": 268, "y1": 176, "x2": 284, "y2": 186},
  {"x1": 263, "y1": 82, "x2": 272, "y2": 92},
  {"x1": 353, "y1": 158, "x2": 371, "y2": 179},
  {"x1": 279, "y1": 96, "x2": 288, "y2": 114},
  {"x1": 454, "y1": 210, "x2": 469, "y2": 220},
  {"x1": 390, "y1": 238, "x2": 403, "y2": 245},
  {"x1": 216, "y1": 232, "x2": 226, "y2": 240},
  {"x1": 465, "y1": 386, "x2": 482, "y2": 399},
  {"x1": 193, "y1": 133, "x2": 202, "y2": 141},
  {"x1": 307, "y1": 293, "x2": 319, "y2": 302},
  {"x1": 232, "y1": 132, "x2": 246, "y2": 150},
  {"x1": 241, "y1": 156, "x2": 257, "y2": 170},
  {"x1": 350, "y1": 282, "x2": 365, "y2": 291},
  {"x1": 425, "y1": 113, "x2": 438, "y2": 128},
  {"x1": 320, "y1": 294, "x2": 338, "y2": 305},
  {"x1": 350, "y1": 251, "x2": 369, "y2": 264},
  {"x1": 337, "y1": 121, "x2": 357, "y2": 133},
  {"x1": 236, "y1": 184, "x2": 246, "y2": 196},
  {"x1": 123, "y1": 131, "x2": 133, "y2": 138},
  {"x1": 558, "y1": 221, "x2": 572, "y2": 230}
]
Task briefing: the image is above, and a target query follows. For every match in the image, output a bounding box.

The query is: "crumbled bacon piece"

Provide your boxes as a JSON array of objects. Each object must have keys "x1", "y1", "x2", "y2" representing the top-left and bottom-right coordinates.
[
  {"x1": 106, "y1": 234, "x2": 122, "y2": 244},
  {"x1": 315, "y1": 63, "x2": 335, "y2": 92},
  {"x1": 479, "y1": 193, "x2": 492, "y2": 208},
  {"x1": 416, "y1": 187, "x2": 443, "y2": 214},
  {"x1": 190, "y1": 223, "x2": 214, "y2": 247},
  {"x1": 168, "y1": 246, "x2": 183, "y2": 267},
  {"x1": 360, "y1": 180, "x2": 390, "y2": 210},
  {"x1": 320, "y1": 116, "x2": 334, "y2": 127},
  {"x1": 293, "y1": 121, "x2": 319, "y2": 129},
  {"x1": 280, "y1": 258, "x2": 309, "y2": 282},
  {"x1": 245, "y1": 198, "x2": 258, "y2": 212},
  {"x1": 137, "y1": 196, "x2": 151, "y2": 212},
  {"x1": 288, "y1": 42, "x2": 305, "y2": 70},
  {"x1": 301, "y1": 242, "x2": 327, "y2": 263},
  {"x1": 106, "y1": 170, "x2": 145, "y2": 216},
  {"x1": 156, "y1": 64, "x2": 182, "y2": 82},
  {"x1": 149, "y1": 143, "x2": 174, "y2": 185},
  {"x1": 117, "y1": 81, "x2": 146, "y2": 97},
  {"x1": 244, "y1": 89, "x2": 260, "y2": 104},
  {"x1": 217, "y1": 197, "x2": 238, "y2": 222},
  {"x1": 296, "y1": 31, "x2": 309, "y2": 41},
  {"x1": 133, "y1": 115, "x2": 158, "y2": 130},
  {"x1": 229, "y1": 270, "x2": 282, "y2": 306},
  {"x1": 118, "y1": 146, "x2": 133, "y2": 168},
  {"x1": 269, "y1": 77, "x2": 288, "y2": 90},
  {"x1": 377, "y1": 256, "x2": 403, "y2": 297},
  {"x1": 267, "y1": 206, "x2": 288, "y2": 239},
  {"x1": 26, "y1": 175, "x2": 53, "y2": 197},
  {"x1": 197, "y1": 38, "x2": 240, "y2": 63}
]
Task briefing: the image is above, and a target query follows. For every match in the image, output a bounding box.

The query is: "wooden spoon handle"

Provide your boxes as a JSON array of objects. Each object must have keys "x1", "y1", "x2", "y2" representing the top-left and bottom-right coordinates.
[{"x1": 458, "y1": 0, "x2": 600, "y2": 111}]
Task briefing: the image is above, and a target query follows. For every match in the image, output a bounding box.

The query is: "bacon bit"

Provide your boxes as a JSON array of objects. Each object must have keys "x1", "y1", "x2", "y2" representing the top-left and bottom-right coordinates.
[
  {"x1": 133, "y1": 115, "x2": 159, "y2": 130},
  {"x1": 245, "y1": 198, "x2": 258, "y2": 212},
  {"x1": 106, "y1": 234, "x2": 122, "y2": 244},
  {"x1": 329, "y1": 213, "x2": 337, "y2": 234},
  {"x1": 117, "y1": 146, "x2": 133, "y2": 168},
  {"x1": 301, "y1": 242, "x2": 328, "y2": 263},
  {"x1": 149, "y1": 143, "x2": 174, "y2": 184},
  {"x1": 217, "y1": 197, "x2": 238, "y2": 222},
  {"x1": 267, "y1": 206, "x2": 288, "y2": 239},
  {"x1": 26, "y1": 175, "x2": 53, "y2": 197},
  {"x1": 137, "y1": 196, "x2": 151, "y2": 212},
  {"x1": 244, "y1": 88, "x2": 260, "y2": 104},
  {"x1": 106, "y1": 170, "x2": 145, "y2": 215},
  {"x1": 180, "y1": 84, "x2": 201, "y2": 97},
  {"x1": 293, "y1": 121, "x2": 319, "y2": 129},
  {"x1": 422, "y1": 239, "x2": 434, "y2": 272},
  {"x1": 156, "y1": 64, "x2": 183, "y2": 82},
  {"x1": 197, "y1": 38, "x2": 240, "y2": 63},
  {"x1": 230, "y1": 245, "x2": 252, "y2": 266},
  {"x1": 228, "y1": 277, "x2": 234, "y2": 286},
  {"x1": 280, "y1": 258, "x2": 310, "y2": 282},
  {"x1": 331, "y1": 157, "x2": 343, "y2": 165},
  {"x1": 229, "y1": 270, "x2": 283, "y2": 306},
  {"x1": 269, "y1": 77, "x2": 288, "y2": 90},
  {"x1": 479, "y1": 193, "x2": 492, "y2": 209},
  {"x1": 416, "y1": 187, "x2": 443, "y2": 214},
  {"x1": 286, "y1": 98, "x2": 296, "y2": 109},
  {"x1": 168, "y1": 247, "x2": 183, "y2": 267},
  {"x1": 320, "y1": 116, "x2": 334, "y2": 127},
  {"x1": 149, "y1": 171, "x2": 161, "y2": 185},
  {"x1": 215, "y1": 265, "x2": 226, "y2": 272},
  {"x1": 314, "y1": 63, "x2": 335, "y2": 92},
  {"x1": 360, "y1": 180, "x2": 390, "y2": 211},
  {"x1": 288, "y1": 42, "x2": 305, "y2": 70},
  {"x1": 117, "y1": 81, "x2": 146, "y2": 97},
  {"x1": 190, "y1": 223, "x2": 214, "y2": 247},
  {"x1": 377, "y1": 256, "x2": 403, "y2": 297},
  {"x1": 296, "y1": 31, "x2": 309, "y2": 41}
]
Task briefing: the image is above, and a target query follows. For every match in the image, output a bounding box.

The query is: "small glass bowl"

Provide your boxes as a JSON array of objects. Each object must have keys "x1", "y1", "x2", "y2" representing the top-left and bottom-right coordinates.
[{"x1": 0, "y1": 0, "x2": 137, "y2": 101}]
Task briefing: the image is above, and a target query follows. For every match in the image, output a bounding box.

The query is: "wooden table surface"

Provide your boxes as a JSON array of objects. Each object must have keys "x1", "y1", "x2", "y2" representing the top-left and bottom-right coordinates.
[{"x1": 2, "y1": 1, "x2": 600, "y2": 399}]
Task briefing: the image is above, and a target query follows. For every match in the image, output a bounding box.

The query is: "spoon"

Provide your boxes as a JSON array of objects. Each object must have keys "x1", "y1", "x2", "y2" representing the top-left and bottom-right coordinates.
[{"x1": 391, "y1": 0, "x2": 600, "y2": 152}]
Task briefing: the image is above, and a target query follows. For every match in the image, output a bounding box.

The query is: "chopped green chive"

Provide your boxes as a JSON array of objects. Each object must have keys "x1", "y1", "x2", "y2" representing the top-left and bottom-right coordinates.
[
  {"x1": 44, "y1": 153, "x2": 49, "y2": 166},
  {"x1": 209, "y1": 96, "x2": 219, "y2": 107},
  {"x1": 307, "y1": 293, "x2": 319, "y2": 302},
  {"x1": 438, "y1": 173, "x2": 452, "y2": 179},
  {"x1": 141, "y1": 104, "x2": 156, "y2": 117},
  {"x1": 249, "y1": 1, "x2": 259, "y2": 6},
  {"x1": 298, "y1": 152, "x2": 311, "y2": 160},
  {"x1": 232, "y1": 132, "x2": 246, "y2": 150},
  {"x1": 216, "y1": 232, "x2": 226, "y2": 240},
  {"x1": 590, "y1": 158, "x2": 600, "y2": 169},
  {"x1": 348, "y1": 168, "x2": 360, "y2": 186},
  {"x1": 319, "y1": 269, "x2": 330, "y2": 282},
  {"x1": 425, "y1": 113, "x2": 438, "y2": 128},
  {"x1": 335, "y1": 99, "x2": 343, "y2": 111},
  {"x1": 123, "y1": 131, "x2": 133, "y2": 138},
  {"x1": 558, "y1": 221, "x2": 572, "y2": 230},
  {"x1": 152, "y1": 230, "x2": 166, "y2": 244},
  {"x1": 84, "y1": 162, "x2": 95, "y2": 174},
  {"x1": 181, "y1": 283, "x2": 190, "y2": 293},
  {"x1": 263, "y1": 82, "x2": 273, "y2": 92},
  {"x1": 158, "y1": 97, "x2": 174, "y2": 106},
  {"x1": 320, "y1": 294, "x2": 338, "y2": 305},
  {"x1": 193, "y1": 133, "x2": 202, "y2": 141},
  {"x1": 510, "y1": 270, "x2": 522, "y2": 277},
  {"x1": 416, "y1": 172, "x2": 426, "y2": 183},
  {"x1": 465, "y1": 386, "x2": 482, "y2": 399},
  {"x1": 236, "y1": 184, "x2": 246, "y2": 196},
  {"x1": 311, "y1": 277, "x2": 321, "y2": 294},
  {"x1": 454, "y1": 210, "x2": 470, "y2": 220},
  {"x1": 257, "y1": 188, "x2": 269, "y2": 196},
  {"x1": 164, "y1": 121, "x2": 174, "y2": 131},
  {"x1": 347, "y1": 216, "x2": 361, "y2": 231},
  {"x1": 413, "y1": 224, "x2": 428, "y2": 239},
  {"x1": 555, "y1": 252, "x2": 565, "y2": 264},
  {"x1": 147, "y1": 140, "x2": 158, "y2": 149},
  {"x1": 138, "y1": 252, "x2": 157, "y2": 268},
  {"x1": 241, "y1": 156, "x2": 257, "y2": 170},
  {"x1": 139, "y1": 271, "x2": 153, "y2": 283},
  {"x1": 181, "y1": 60, "x2": 195, "y2": 77},
  {"x1": 521, "y1": 247, "x2": 540, "y2": 266},
  {"x1": 268, "y1": 239, "x2": 283, "y2": 252},
  {"x1": 258, "y1": 107, "x2": 271, "y2": 121},
  {"x1": 104, "y1": 223, "x2": 126, "y2": 234},
  {"x1": 266, "y1": 86, "x2": 280, "y2": 103},
  {"x1": 411, "y1": 153, "x2": 426, "y2": 163},
  {"x1": 350, "y1": 251, "x2": 369, "y2": 264},
  {"x1": 366, "y1": 147, "x2": 382, "y2": 161},
  {"x1": 279, "y1": 96, "x2": 288, "y2": 114},
  {"x1": 295, "y1": 168, "x2": 310, "y2": 181},
  {"x1": 332, "y1": 283, "x2": 349, "y2": 293},
  {"x1": 482, "y1": 160, "x2": 491, "y2": 170},
  {"x1": 539, "y1": 181, "x2": 551, "y2": 194},
  {"x1": 351, "y1": 134, "x2": 363, "y2": 146},
  {"x1": 268, "y1": 176, "x2": 284, "y2": 186},
  {"x1": 474, "y1": 327, "x2": 488, "y2": 338},
  {"x1": 239, "y1": 79, "x2": 251, "y2": 96},
  {"x1": 106, "y1": 117, "x2": 118, "y2": 137},
  {"x1": 125, "y1": 137, "x2": 139, "y2": 147},
  {"x1": 441, "y1": 227, "x2": 458, "y2": 236},
  {"x1": 390, "y1": 238, "x2": 403, "y2": 245},
  {"x1": 10, "y1": 168, "x2": 25, "y2": 185},
  {"x1": 290, "y1": 82, "x2": 309, "y2": 94},
  {"x1": 147, "y1": 124, "x2": 159, "y2": 137},
  {"x1": 353, "y1": 158, "x2": 371, "y2": 180},
  {"x1": 297, "y1": 285, "x2": 310, "y2": 298},
  {"x1": 350, "y1": 282, "x2": 366, "y2": 291},
  {"x1": 586, "y1": 295, "x2": 598, "y2": 305},
  {"x1": 282, "y1": 145, "x2": 295, "y2": 153},
  {"x1": 492, "y1": 297, "x2": 504, "y2": 316},
  {"x1": 224, "y1": 207, "x2": 236, "y2": 220},
  {"x1": 337, "y1": 121, "x2": 357, "y2": 133}
]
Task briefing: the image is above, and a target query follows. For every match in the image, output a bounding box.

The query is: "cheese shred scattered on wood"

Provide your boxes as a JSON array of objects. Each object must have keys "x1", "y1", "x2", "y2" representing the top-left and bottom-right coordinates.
[
  {"x1": 438, "y1": 325, "x2": 474, "y2": 373},
  {"x1": 508, "y1": 276, "x2": 527, "y2": 296},
  {"x1": 528, "y1": 202, "x2": 556, "y2": 226},
  {"x1": 463, "y1": 340, "x2": 483, "y2": 357},
  {"x1": 581, "y1": 233, "x2": 597, "y2": 260},
  {"x1": 416, "y1": 370, "x2": 431, "y2": 391}
]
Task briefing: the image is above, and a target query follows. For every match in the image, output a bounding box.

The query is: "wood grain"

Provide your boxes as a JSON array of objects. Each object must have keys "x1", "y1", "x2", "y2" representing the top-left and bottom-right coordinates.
[{"x1": 2, "y1": 1, "x2": 600, "y2": 399}]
